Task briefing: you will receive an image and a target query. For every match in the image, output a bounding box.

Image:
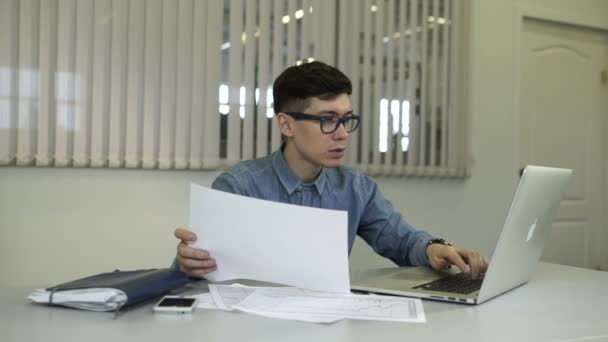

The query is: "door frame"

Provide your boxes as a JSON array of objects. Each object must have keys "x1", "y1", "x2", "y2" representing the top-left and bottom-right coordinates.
[{"x1": 512, "y1": 4, "x2": 608, "y2": 270}]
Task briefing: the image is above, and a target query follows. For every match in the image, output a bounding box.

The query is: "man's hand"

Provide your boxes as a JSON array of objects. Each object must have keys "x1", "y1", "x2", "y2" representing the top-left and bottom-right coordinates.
[
  {"x1": 426, "y1": 244, "x2": 488, "y2": 279},
  {"x1": 174, "y1": 227, "x2": 217, "y2": 277}
]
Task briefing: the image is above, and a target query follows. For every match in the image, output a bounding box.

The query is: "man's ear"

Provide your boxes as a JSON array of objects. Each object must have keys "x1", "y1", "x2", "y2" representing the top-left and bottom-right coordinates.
[{"x1": 276, "y1": 113, "x2": 294, "y2": 137}]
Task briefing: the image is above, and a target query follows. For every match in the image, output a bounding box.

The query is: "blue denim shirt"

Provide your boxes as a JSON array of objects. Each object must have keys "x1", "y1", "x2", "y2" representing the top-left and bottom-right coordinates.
[{"x1": 210, "y1": 150, "x2": 434, "y2": 267}]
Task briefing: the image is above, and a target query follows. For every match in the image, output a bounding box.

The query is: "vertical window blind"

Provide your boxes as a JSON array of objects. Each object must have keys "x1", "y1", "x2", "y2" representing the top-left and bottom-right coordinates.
[{"x1": 0, "y1": 0, "x2": 467, "y2": 177}]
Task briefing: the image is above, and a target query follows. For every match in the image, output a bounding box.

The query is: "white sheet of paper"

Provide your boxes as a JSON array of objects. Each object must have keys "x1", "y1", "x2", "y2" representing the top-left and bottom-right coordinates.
[
  {"x1": 233, "y1": 287, "x2": 426, "y2": 323},
  {"x1": 189, "y1": 184, "x2": 350, "y2": 293},
  {"x1": 193, "y1": 292, "x2": 218, "y2": 310},
  {"x1": 195, "y1": 283, "x2": 277, "y2": 311},
  {"x1": 208, "y1": 284, "x2": 343, "y2": 324},
  {"x1": 208, "y1": 284, "x2": 260, "y2": 310}
]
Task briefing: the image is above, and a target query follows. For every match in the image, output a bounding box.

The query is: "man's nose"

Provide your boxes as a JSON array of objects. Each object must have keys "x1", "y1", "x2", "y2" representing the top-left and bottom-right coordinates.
[{"x1": 333, "y1": 122, "x2": 349, "y2": 139}]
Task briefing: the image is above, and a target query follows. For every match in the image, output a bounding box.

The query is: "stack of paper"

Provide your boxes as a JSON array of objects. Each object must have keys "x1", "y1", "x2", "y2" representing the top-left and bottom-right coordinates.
[
  {"x1": 28, "y1": 288, "x2": 127, "y2": 312},
  {"x1": 187, "y1": 184, "x2": 426, "y2": 324},
  {"x1": 194, "y1": 284, "x2": 426, "y2": 324}
]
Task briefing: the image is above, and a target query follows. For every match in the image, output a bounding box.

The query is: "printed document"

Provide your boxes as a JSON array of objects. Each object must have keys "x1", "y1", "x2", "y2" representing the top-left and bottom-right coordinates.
[
  {"x1": 189, "y1": 184, "x2": 350, "y2": 293},
  {"x1": 203, "y1": 284, "x2": 425, "y2": 323},
  {"x1": 206, "y1": 284, "x2": 341, "y2": 323},
  {"x1": 193, "y1": 292, "x2": 217, "y2": 310},
  {"x1": 208, "y1": 283, "x2": 262, "y2": 310}
]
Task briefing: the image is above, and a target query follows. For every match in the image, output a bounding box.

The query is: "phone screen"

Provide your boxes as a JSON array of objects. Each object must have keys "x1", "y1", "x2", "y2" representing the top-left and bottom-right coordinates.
[{"x1": 157, "y1": 297, "x2": 197, "y2": 308}]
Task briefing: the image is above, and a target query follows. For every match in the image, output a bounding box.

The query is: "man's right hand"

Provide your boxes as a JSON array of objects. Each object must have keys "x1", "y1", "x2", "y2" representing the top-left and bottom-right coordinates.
[{"x1": 174, "y1": 227, "x2": 217, "y2": 277}]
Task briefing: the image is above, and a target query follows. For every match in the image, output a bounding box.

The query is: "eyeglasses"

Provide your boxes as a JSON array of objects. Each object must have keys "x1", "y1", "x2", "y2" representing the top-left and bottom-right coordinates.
[{"x1": 284, "y1": 112, "x2": 361, "y2": 134}]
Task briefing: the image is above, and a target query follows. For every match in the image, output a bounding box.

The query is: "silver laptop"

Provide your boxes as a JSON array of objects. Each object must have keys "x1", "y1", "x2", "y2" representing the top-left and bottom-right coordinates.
[{"x1": 351, "y1": 165, "x2": 572, "y2": 304}]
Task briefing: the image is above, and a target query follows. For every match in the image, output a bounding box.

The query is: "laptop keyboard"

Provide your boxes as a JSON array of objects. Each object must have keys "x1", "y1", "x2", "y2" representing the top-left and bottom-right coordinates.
[{"x1": 412, "y1": 273, "x2": 483, "y2": 295}]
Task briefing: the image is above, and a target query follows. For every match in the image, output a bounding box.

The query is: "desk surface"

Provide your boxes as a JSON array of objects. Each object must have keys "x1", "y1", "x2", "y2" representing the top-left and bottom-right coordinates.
[{"x1": 2, "y1": 263, "x2": 608, "y2": 342}]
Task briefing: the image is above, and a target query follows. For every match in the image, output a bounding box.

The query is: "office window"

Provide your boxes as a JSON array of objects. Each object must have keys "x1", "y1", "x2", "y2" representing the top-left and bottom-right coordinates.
[
  {"x1": 0, "y1": 0, "x2": 467, "y2": 177},
  {"x1": 341, "y1": 0, "x2": 467, "y2": 177}
]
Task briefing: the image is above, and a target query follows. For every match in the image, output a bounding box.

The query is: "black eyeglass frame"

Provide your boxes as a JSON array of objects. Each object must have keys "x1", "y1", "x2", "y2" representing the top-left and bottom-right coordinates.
[{"x1": 284, "y1": 112, "x2": 361, "y2": 134}]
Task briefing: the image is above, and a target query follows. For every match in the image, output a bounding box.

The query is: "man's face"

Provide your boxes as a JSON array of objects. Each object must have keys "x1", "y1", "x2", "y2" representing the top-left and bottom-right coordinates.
[{"x1": 283, "y1": 93, "x2": 353, "y2": 168}]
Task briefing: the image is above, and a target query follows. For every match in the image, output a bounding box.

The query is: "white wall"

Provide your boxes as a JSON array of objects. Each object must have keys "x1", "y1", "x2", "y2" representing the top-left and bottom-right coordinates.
[
  {"x1": 0, "y1": 168, "x2": 220, "y2": 286},
  {"x1": 1, "y1": 0, "x2": 607, "y2": 287}
]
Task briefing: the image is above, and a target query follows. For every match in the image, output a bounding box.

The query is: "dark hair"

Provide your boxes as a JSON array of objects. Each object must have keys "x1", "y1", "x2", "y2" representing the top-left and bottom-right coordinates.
[{"x1": 272, "y1": 61, "x2": 352, "y2": 114}]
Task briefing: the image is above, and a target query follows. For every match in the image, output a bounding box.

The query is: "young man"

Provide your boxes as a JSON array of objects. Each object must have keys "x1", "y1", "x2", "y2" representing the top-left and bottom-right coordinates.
[{"x1": 174, "y1": 61, "x2": 488, "y2": 279}]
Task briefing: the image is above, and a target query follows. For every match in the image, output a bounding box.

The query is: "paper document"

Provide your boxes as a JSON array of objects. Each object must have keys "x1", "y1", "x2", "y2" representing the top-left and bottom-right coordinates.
[
  {"x1": 189, "y1": 184, "x2": 350, "y2": 293},
  {"x1": 203, "y1": 284, "x2": 425, "y2": 324},
  {"x1": 207, "y1": 284, "x2": 341, "y2": 323},
  {"x1": 207, "y1": 284, "x2": 263, "y2": 310},
  {"x1": 193, "y1": 292, "x2": 218, "y2": 310},
  {"x1": 233, "y1": 287, "x2": 426, "y2": 323}
]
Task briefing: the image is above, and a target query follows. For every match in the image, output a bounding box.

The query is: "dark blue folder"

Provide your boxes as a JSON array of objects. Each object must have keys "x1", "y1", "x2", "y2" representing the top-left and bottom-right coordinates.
[{"x1": 46, "y1": 268, "x2": 189, "y2": 310}]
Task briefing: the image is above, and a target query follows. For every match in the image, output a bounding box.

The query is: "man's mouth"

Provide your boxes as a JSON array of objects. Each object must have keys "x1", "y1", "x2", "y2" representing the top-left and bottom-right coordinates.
[{"x1": 328, "y1": 148, "x2": 346, "y2": 159}]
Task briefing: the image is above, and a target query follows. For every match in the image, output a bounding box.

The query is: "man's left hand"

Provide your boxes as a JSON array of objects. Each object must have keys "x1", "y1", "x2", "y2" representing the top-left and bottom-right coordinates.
[{"x1": 426, "y1": 244, "x2": 489, "y2": 279}]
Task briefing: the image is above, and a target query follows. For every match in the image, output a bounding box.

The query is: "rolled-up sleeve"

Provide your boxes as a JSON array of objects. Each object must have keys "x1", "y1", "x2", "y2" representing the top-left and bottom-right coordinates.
[{"x1": 357, "y1": 178, "x2": 435, "y2": 267}]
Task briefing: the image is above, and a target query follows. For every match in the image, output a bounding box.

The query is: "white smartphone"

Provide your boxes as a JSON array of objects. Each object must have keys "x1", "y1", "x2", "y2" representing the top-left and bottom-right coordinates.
[{"x1": 153, "y1": 296, "x2": 199, "y2": 313}]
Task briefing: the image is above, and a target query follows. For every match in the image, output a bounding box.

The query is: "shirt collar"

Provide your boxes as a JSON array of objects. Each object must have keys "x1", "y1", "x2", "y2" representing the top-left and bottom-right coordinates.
[{"x1": 272, "y1": 150, "x2": 327, "y2": 195}]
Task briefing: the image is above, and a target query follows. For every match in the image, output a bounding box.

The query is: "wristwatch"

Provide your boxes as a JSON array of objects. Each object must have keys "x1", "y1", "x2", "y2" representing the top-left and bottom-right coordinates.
[{"x1": 427, "y1": 238, "x2": 453, "y2": 247}]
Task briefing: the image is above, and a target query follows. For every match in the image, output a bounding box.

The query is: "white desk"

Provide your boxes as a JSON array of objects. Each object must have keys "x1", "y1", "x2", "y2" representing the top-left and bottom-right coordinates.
[{"x1": 2, "y1": 263, "x2": 607, "y2": 342}]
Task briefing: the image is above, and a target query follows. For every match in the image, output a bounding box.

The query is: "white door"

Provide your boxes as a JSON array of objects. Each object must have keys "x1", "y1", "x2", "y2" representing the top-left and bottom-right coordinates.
[{"x1": 519, "y1": 18, "x2": 608, "y2": 270}]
